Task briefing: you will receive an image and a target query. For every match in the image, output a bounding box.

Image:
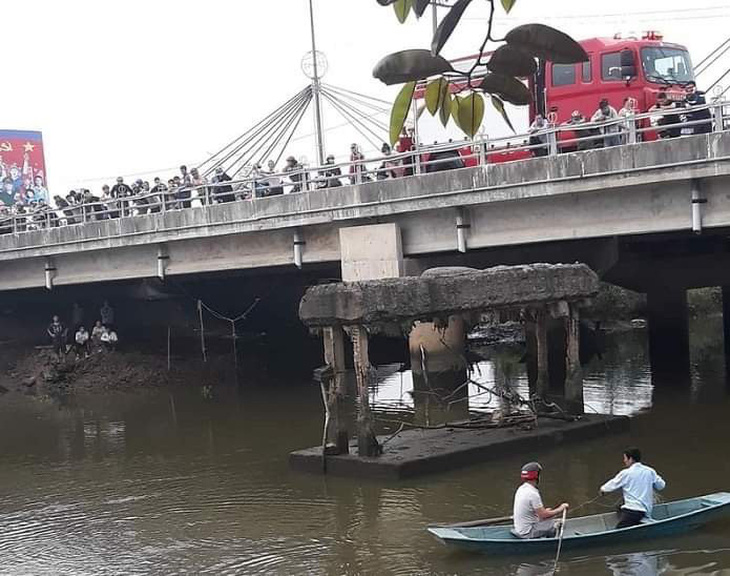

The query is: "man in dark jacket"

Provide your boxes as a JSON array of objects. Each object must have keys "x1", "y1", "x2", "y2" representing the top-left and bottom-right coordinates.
[{"x1": 685, "y1": 81, "x2": 712, "y2": 135}]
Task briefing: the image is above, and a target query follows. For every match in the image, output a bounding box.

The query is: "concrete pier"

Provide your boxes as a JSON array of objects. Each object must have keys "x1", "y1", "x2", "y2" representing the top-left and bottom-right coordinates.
[
  {"x1": 647, "y1": 288, "x2": 690, "y2": 384},
  {"x1": 298, "y1": 263, "x2": 600, "y2": 468},
  {"x1": 290, "y1": 415, "x2": 630, "y2": 480},
  {"x1": 722, "y1": 286, "x2": 730, "y2": 374}
]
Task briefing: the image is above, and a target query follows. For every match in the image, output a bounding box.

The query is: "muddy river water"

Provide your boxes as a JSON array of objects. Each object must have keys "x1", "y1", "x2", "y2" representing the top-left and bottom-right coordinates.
[{"x1": 1, "y1": 320, "x2": 730, "y2": 575}]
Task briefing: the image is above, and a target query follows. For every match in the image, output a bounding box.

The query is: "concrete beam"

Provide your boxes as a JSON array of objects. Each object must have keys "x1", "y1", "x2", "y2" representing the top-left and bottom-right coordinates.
[{"x1": 299, "y1": 263, "x2": 599, "y2": 329}]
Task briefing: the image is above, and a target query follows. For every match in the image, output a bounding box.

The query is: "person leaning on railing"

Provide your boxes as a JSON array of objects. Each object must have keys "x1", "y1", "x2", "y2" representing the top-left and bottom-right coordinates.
[
  {"x1": 528, "y1": 114, "x2": 549, "y2": 157},
  {"x1": 211, "y1": 168, "x2": 235, "y2": 202},
  {"x1": 591, "y1": 99, "x2": 621, "y2": 148},
  {"x1": 685, "y1": 82, "x2": 712, "y2": 135},
  {"x1": 0, "y1": 205, "x2": 13, "y2": 234},
  {"x1": 650, "y1": 93, "x2": 683, "y2": 139}
]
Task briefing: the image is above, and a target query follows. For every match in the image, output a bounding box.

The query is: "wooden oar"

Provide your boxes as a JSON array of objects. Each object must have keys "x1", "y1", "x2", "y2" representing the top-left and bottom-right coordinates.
[
  {"x1": 552, "y1": 507, "x2": 568, "y2": 574},
  {"x1": 429, "y1": 514, "x2": 513, "y2": 529}
]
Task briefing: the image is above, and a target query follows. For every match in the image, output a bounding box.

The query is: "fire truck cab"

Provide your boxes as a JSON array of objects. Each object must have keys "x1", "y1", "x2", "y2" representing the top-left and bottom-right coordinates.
[{"x1": 534, "y1": 32, "x2": 694, "y2": 127}]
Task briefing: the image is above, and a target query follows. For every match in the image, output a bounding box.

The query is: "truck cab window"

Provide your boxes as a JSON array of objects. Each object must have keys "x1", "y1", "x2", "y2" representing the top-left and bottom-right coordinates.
[
  {"x1": 640, "y1": 47, "x2": 694, "y2": 84},
  {"x1": 601, "y1": 53, "x2": 622, "y2": 81},
  {"x1": 582, "y1": 61, "x2": 592, "y2": 83},
  {"x1": 552, "y1": 64, "x2": 576, "y2": 87}
]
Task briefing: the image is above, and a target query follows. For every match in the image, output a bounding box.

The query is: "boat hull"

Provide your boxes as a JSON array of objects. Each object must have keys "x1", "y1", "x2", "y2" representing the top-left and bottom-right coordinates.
[{"x1": 428, "y1": 492, "x2": 730, "y2": 556}]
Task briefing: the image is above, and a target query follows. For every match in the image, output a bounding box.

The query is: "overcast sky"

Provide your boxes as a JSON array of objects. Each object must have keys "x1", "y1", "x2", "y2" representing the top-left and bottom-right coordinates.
[{"x1": 2, "y1": 0, "x2": 728, "y2": 193}]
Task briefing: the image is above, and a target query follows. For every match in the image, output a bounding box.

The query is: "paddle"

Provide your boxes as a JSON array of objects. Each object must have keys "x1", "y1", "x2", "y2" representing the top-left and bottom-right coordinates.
[
  {"x1": 429, "y1": 514, "x2": 513, "y2": 529},
  {"x1": 552, "y1": 507, "x2": 568, "y2": 574}
]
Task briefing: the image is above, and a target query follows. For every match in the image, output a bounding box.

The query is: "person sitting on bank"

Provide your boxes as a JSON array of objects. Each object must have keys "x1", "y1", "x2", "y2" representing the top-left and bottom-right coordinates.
[
  {"x1": 513, "y1": 462, "x2": 570, "y2": 539},
  {"x1": 91, "y1": 320, "x2": 104, "y2": 348},
  {"x1": 600, "y1": 447, "x2": 666, "y2": 529},
  {"x1": 74, "y1": 326, "x2": 90, "y2": 358},
  {"x1": 101, "y1": 326, "x2": 118, "y2": 351}
]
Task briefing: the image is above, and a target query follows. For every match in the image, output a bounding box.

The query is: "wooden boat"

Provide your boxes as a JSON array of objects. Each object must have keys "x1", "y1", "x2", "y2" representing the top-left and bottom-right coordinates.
[{"x1": 427, "y1": 492, "x2": 730, "y2": 555}]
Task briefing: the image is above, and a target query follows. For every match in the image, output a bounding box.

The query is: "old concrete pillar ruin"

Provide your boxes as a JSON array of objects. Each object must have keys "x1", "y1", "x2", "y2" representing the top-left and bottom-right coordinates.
[
  {"x1": 322, "y1": 325, "x2": 349, "y2": 455},
  {"x1": 564, "y1": 302, "x2": 584, "y2": 415},
  {"x1": 350, "y1": 325, "x2": 380, "y2": 457}
]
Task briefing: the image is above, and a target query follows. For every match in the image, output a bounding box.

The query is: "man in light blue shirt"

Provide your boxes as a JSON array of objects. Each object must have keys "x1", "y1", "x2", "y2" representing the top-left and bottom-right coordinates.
[{"x1": 601, "y1": 447, "x2": 666, "y2": 529}]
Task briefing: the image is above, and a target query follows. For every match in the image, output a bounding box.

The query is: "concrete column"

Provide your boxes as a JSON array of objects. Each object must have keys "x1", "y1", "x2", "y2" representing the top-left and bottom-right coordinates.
[
  {"x1": 351, "y1": 325, "x2": 380, "y2": 457},
  {"x1": 647, "y1": 288, "x2": 690, "y2": 384},
  {"x1": 723, "y1": 287, "x2": 730, "y2": 374},
  {"x1": 409, "y1": 316, "x2": 467, "y2": 388},
  {"x1": 339, "y1": 223, "x2": 404, "y2": 282},
  {"x1": 565, "y1": 303, "x2": 584, "y2": 415},
  {"x1": 409, "y1": 316, "x2": 469, "y2": 425},
  {"x1": 323, "y1": 325, "x2": 349, "y2": 455}
]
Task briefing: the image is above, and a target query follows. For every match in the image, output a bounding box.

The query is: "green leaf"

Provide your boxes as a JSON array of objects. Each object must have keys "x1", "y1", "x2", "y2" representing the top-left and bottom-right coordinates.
[
  {"x1": 390, "y1": 81, "x2": 416, "y2": 146},
  {"x1": 413, "y1": 0, "x2": 430, "y2": 17},
  {"x1": 431, "y1": 0, "x2": 473, "y2": 55},
  {"x1": 440, "y1": 92, "x2": 453, "y2": 127},
  {"x1": 425, "y1": 78, "x2": 448, "y2": 116},
  {"x1": 475, "y1": 73, "x2": 532, "y2": 105},
  {"x1": 373, "y1": 49, "x2": 454, "y2": 86},
  {"x1": 451, "y1": 95, "x2": 464, "y2": 130},
  {"x1": 487, "y1": 45, "x2": 537, "y2": 77},
  {"x1": 501, "y1": 0, "x2": 517, "y2": 13},
  {"x1": 457, "y1": 93, "x2": 485, "y2": 138},
  {"x1": 505, "y1": 23, "x2": 589, "y2": 64},
  {"x1": 491, "y1": 95, "x2": 515, "y2": 133},
  {"x1": 393, "y1": 0, "x2": 412, "y2": 23}
]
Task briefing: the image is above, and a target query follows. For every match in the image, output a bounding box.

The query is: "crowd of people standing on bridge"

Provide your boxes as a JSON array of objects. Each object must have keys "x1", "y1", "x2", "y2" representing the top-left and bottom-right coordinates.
[
  {"x1": 0, "y1": 131, "x2": 421, "y2": 232},
  {"x1": 529, "y1": 82, "x2": 713, "y2": 154},
  {"x1": 0, "y1": 84, "x2": 721, "y2": 234}
]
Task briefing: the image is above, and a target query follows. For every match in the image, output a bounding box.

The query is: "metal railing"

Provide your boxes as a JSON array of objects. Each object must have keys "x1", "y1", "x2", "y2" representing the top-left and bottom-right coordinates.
[{"x1": 1, "y1": 99, "x2": 728, "y2": 238}]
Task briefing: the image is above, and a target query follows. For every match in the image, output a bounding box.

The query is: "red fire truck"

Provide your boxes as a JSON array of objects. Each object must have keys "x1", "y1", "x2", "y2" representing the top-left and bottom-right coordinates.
[
  {"x1": 534, "y1": 32, "x2": 693, "y2": 142},
  {"x1": 416, "y1": 32, "x2": 695, "y2": 163}
]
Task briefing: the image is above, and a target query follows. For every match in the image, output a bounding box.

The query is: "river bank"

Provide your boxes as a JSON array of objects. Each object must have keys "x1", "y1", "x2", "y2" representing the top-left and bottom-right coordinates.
[{"x1": 0, "y1": 343, "x2": 240, "y2": 401}]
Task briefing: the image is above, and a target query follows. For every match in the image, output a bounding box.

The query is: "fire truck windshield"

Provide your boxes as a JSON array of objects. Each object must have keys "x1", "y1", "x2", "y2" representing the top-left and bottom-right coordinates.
[{"x1": 641, "y1": 47, "x2": 694, "y2": 84}]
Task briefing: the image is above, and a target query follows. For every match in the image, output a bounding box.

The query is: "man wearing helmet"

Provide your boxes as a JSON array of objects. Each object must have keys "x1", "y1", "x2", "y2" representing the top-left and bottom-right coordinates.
[
  {"x1": 513, "y1": 462, "x2": 570, "y2": 539},
  {"x1": 600, "y1": 447, "x2": 666, "y2": 529}
]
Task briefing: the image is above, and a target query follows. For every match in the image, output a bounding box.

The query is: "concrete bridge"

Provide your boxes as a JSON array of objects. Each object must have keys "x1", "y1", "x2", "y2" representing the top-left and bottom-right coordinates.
[{"x1": 2, "y1": 132, "x2": 730, "y2": 295}]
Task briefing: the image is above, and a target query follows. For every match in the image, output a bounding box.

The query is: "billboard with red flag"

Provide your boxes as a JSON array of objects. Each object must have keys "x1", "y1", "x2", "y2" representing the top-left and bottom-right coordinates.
[{"x1": 0, "y1": 130, "x2": 48, "y2": 207}]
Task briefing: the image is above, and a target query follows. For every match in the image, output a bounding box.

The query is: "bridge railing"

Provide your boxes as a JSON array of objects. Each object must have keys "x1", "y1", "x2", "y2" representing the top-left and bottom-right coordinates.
[{"x1": 1, "y1": 99, "x2": 729, "y2": 237}]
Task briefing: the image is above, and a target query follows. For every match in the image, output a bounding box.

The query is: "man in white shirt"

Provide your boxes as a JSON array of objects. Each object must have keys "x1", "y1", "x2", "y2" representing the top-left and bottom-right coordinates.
[
  {"x1": 601, "y1": 447, "x2": 666, "y2": 529},
  {"x1": 513, "y1": 462, "x2": 570, "y2": 539},
  {"x1": 74, "y1": 326, "x2": 90, "y2": 358}
]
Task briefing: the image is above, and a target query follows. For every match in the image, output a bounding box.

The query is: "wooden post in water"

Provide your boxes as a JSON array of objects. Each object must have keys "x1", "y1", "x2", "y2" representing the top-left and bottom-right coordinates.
[
  {"x1": 564, "y1": 303, "x2": 584, "y2": 415},
  {"x1": 198, "y1": 300, "x2": 207, "y2": 363},
  {"x1": 323, "y1": 325, "x2": 349, "y2": 454},
  {"x1": 536, "y1": 308, "x2": 550, "y2": 398},
  {"x1": 351, "y1": 325, "x2": 380, "y2": 457}
]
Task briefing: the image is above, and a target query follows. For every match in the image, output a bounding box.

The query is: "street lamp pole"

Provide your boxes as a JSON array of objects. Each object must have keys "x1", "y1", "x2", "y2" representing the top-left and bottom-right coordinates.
[{"x1": 308, "y1": 0, "x2": 326, "y2": 166}]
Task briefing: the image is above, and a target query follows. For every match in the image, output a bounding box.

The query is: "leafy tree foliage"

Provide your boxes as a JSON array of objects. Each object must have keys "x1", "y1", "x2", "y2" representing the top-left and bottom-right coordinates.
[{"x1": 373, "y1": 0, "x2": 588, "y2": 144}]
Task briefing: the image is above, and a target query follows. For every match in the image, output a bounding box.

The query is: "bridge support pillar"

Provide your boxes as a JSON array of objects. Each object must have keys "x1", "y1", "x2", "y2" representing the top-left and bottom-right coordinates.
[
  {"x1": 723, "y1": 287, "x2": 730, "y2": 375},
  {"x1": 322, "y1": 325, "x2": 350, "y2": 455},
  {"x1": 409, "y1": 315, "x2": 468, "y2": 424},
  {"x1": 339, "y1": 223, "x2": 404, "y2": 282},
  {"x1": 647, "y1": 288, "x2": 690, "y2": 385}
]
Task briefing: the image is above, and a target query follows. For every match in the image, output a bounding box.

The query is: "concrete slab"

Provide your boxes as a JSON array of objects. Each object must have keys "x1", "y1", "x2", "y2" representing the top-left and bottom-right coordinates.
[{"x1": 289, "y1": 414, "x2": 629, "y2": 480}]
